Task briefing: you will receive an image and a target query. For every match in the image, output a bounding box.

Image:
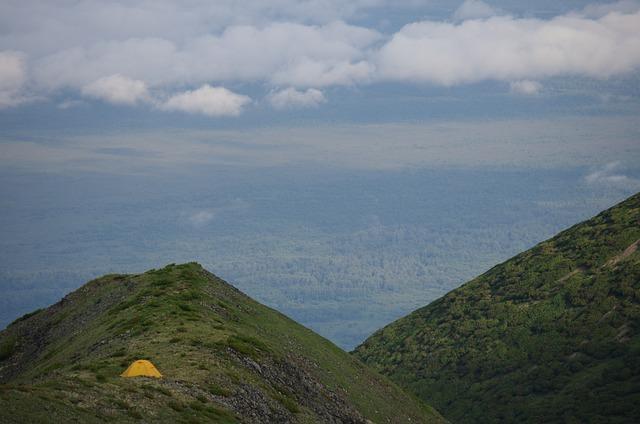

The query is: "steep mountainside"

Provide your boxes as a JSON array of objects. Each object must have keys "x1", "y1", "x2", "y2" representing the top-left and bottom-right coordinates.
[
  {"x1": 0, "y1": 263, "x2": 444, "y2": 423},
  {"x1": 355, "y1": 193, "x2": 640, "y2": 423}
]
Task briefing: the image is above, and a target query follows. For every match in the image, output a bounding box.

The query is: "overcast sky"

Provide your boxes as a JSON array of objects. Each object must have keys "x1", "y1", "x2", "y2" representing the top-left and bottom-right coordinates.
[
  {"x1": 0, "y1": 0, "x2": 638, "y2": 180},
  {"x1": 1, "y1": 0, "x2": 639, "y2": 116}
]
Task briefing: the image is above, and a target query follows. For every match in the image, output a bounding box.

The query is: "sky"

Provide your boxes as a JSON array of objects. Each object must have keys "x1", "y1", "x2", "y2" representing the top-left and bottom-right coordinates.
[
  {"x1": 0, "y1": 0, "x2": 639, "y2": 348},
  {"x1": 1, "y1": 0, "x2": 640, "y2": 117}
]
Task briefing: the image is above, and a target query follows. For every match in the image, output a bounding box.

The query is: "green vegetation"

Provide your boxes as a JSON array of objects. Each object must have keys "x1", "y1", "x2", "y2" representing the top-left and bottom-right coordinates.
[
  {"x1": 355, "y1": 192, "x2": 640, "y2": 423},
  {"x1": 0, "y1": 263, "x2": 444, "y2": 423},
  {"x1": 10, "y1": 309, "x2": 43, "y2": 325},
  {"x1": 0, "y1": 335, "x2": 17, "y2": 361}
]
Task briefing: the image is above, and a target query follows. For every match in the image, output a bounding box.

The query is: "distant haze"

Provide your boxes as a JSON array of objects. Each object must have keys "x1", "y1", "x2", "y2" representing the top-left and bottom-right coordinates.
[{"x1": 1, "y1": 0, "x2": 639, "y2": 348}]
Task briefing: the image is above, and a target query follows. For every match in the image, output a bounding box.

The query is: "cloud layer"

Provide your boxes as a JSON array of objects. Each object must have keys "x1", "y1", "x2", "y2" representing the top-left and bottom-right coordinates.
[
  {"x1": 3, "y1": 117, "x2": 638, "y2": 173},
  {"x1": 268, "y1": 88, "x2": 327, "y2": 109},
  {"x1": 81, "y1": 74, "x2": 149, "y2": 105},
  {"x1": 453, "y1": 0, "x2": 501, "y2": 21},
  {"x1": 0, "y1": 51, "x2": 27, "y2": 108},
  {"x1": 510, "y1": 80, "x2": 543, "y2": 95},
  {"x1": 585, "y1": 161, "x2": 640, "y2": 189},
  {"x1": 161, "y1": 85, "x2": 251, "y2": 117},
  {"x1": 375, "y1": 10, "x2": 640, "y2": 85},
  {"x1": 1, "y1": 1, "x2": 640, "y2": 114}
]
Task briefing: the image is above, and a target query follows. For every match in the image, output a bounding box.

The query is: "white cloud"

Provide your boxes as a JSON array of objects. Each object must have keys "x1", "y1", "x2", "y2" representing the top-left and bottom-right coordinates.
[
  {"x1": 161, "y1": 85, "x2": 251, "y2": 117},
  {"x1": 0, "y1": 51, "x2": 28, "y2": 108},
  {"x1": 268, "y1": 87, "x2": 327, "y2": 109},
  {"x1": 585, "y1": 162, "x2": 640, "y2": 189},
  {"x1": 31, "y1": 22, "x2": 379, "y2": 91},
  {"x1": 188, "y1": 210, "x2": 216, "y2": 226},
  {"x1": 2, "y1": 117, "x2": 639, "y2": 172},
  {"x1": 36, "y1": 38, "x2": 178, "y2": 90},
  {"x1": 453, "y1": 0, "x2": 500, "y2": 21},
  {"x1": 0, "y1": 51, "x2": 25, "y2": 91},
  {"x1": 1, "y1": 2, "x2": 640, "y2": 109},
  {"x1": 0, "y1": 0, "x2": 386, "y2": 52},
  {"x1": 375, "y1": 11, "x2": 640, "y2": 86},
  {"x1": 185, "y1": 199, "x2": 250, "y2": 226},
  {"x1": 184, "y1": 22, "x2": 379, "y2": 87},
  {"x1": 57, "y1": 99, "x2": 86, "y2": 109},
  {"x1": 510, "y1": 80, "x2": 542, "y2": 95},
  {"x1": 81, "y1": 74, "x2": 149, "y2": 105},
  {"x1": 272, "y1": 58, "x2": 374, "y2": 87},
  {"x1": 579, "y1": 0, "x2": 640, "y2": 18}
]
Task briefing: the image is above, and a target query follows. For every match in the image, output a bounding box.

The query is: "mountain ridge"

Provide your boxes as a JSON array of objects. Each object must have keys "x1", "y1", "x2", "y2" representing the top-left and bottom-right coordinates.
[
  {"x1": 354, "y1": 192, "x2": 640, "y2": 423},
  {"x1": 0, "y1": 263, "x2": 444, "y2": 423}
]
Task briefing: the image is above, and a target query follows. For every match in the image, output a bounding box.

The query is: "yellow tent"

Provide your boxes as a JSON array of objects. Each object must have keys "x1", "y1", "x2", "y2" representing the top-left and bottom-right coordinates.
[{"x1": 120, "y1": 359, "x2": 163, "y2": 378}]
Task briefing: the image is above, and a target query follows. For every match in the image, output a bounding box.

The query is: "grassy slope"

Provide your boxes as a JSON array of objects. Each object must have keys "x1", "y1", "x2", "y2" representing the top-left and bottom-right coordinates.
[
  {"x1": 355, "y1": 193, "x2": 640, "y2": 423},
  {"x1": 0, "y1": 263, "x2": 444, "y2": 423}
]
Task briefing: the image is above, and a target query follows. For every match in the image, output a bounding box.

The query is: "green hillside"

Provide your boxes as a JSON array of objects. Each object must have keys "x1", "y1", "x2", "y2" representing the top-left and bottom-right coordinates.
[
  {"x1": 0, "y1": 263, "x2": 444, "y2": 423},
  {"x1": 355, "y1": 193, "x2": 640, "y2": 423}
]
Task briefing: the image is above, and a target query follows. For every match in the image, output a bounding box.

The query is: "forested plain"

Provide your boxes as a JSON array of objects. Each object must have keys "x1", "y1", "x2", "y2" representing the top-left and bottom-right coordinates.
[{"x1": 0, "y1": 166, "x2": 634, "y2": 348}]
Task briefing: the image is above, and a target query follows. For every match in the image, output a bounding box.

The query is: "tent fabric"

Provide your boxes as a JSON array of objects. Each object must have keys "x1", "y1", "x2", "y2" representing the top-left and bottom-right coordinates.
[{"x1": 120, "y1": 359, "x2": 163, "y2": 378}]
